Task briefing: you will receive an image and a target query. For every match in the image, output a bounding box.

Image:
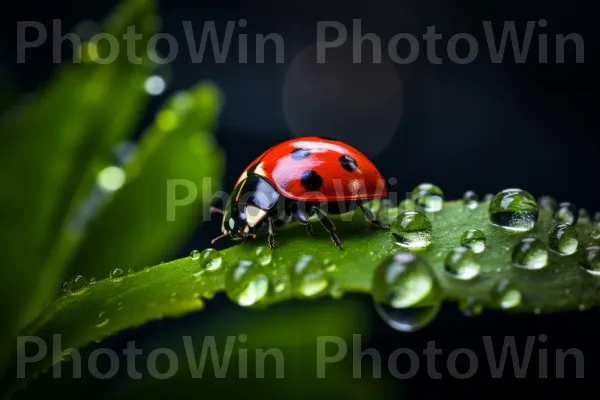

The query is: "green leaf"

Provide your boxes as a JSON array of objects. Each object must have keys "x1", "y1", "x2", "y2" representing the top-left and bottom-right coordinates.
[
  {"x1": 4, "y1": 198, "x2": 599, "y2": 395},
  {"x1": 0, "y1": 0, "x2": 155, "y2": 372},
  {"x1": 64, "y1": 81, "x2": 224, "y2": 285}
]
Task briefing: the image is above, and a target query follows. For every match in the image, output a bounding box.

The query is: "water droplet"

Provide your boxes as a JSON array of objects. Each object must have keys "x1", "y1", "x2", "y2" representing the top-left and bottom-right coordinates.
[
  {"x1": 374, "y1": 302, "x2": 440, "y2": 332},
  {"x1": 330, "y1": 285, "x2": 345, "y2": 299},
  {"x1": 144, "y1": 266, "x2": 150, "y2": 272},
  {"x1": 391, "y1": 211, "x2": 432, "y2": 249},
  {"x1": 61, "y1": 281, "x2": 68, "y2": 294},
  {"x1": 225, "y1": 260, "x2": 269, "y2": 307},
  {"x1": 411, "y1": 183, "x2": 444, "y2": 212},
  {"x1": 272, "y1": 280, "x2": 286, "y2": 293},
  {"x1": 495, "y1": 280, "x2": 522, "y2": 309},
  {"x1": 144, "y1": 74, "x2": 167, "y2": 95},
  {"x1": 462, "y1": 191, "x2": 479, "y2": 209},
  {"x1": 116, "y1": 302, "x2": 124, "y2": 311},
  {"x1": 460, "y1": 229, "x2": 486, "y2": 253},
  {"x1": 499, "y1": 289, "x2": 522, "y2": 309},
  {"x1": 578, "y1": 304, "x2": 586, "y2": 311},
  {"x1": 97, "y1": 166, "x2": 126, "y2": 192},
  {"x1": 489, "y1": 189, "x2": 539, "y2": 231},
  {"x1": 190, "y1": 250, "x2": 200, "y2": 260},
  {"x1": 512, "y1": 238, "x2": 548, "y2": 270},
  {"x1": 553, "y1": 202, "x2": 578, "y2": 225},
  {"x1": 483, "y1": 193, "x2": 494, "y2": 202},
  {"x1": 590, "y1": 229, "x2": 600, "y2": 241},
  {"x1": 89, "y1": 277, "x2": 96, "y2": 284},
  {"x1": 95, "y1": 312, "x2": 109, "y2": 328},
  {"x1": 255, "y1": 246, "x2": 273, "y2": 266},
  {"x1": 444, "y1": 247, "x2": 480, "y2": 280},
  {"x1": 371, "y1": 252, "x2": 441, "y2": 332},
  {"x1": 398, "y1": 199, "x2": 415, "y2": 212},
  {"x1": 594, "y1": 212, "x2": 600, "y2": 223},
  {"x1": 66, "y1": 275, "x2": 90, "y2": 294},
  {"x1": 548, "y1": 224, "x2": 579, "y2": 255},
  {"x1": 201, "y1": 248, "x2": 222, "y2": 271},
  {"x1": 109, "y1": 268, "x2": 124, "y2": 280},
  {"x1": 127, "y1": 269, "x2": 134, "y2": 275},
  {"x1": 579, "y1": 208, "x2": 590, "y2": 222},
  {"x1": 579, "y1": 246, "x2": 600, "y2": 276},
  {"x1": 538, "y1": 195, "x2": 558, "y2": 214},
  {"x1": 459, "y1": 299, "x2": 483, "y2": 317},
  {"x1": 292, "y1": 255, "x2": 329, "y2": 297}
]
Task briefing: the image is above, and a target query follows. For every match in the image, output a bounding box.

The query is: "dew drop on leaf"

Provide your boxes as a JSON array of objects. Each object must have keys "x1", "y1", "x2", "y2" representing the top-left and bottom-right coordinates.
[
  {"x1": 66, "y1": 275, "x2": 90, "y2": 294},
  {"x1": 538, "y1": 195, "x2": 558, "y2": 214},
  {"x1": 489, "y1": 189, "x2": 539, "y2": 232},
  {"x1": 411, "y1": 183, "x2": 444, "y2": 212},
  {"x1": 462, "y1": 190, "x2": 479, "y2": 209},
  {"x1": 391, "y1": 211, "x2": 432, "y2": 249},
  {"x1": 548, "y1": 224, "x2": 579, "y2": 255},
  {"x1": 116, "y1": 302, "x2": 124, "y2": 311},
  {"x1": 371, "y1": 252, "x2": 441, "y2": 332},
  {"x1": 554, "y1": 202, "x2": 578, "y2": 225},
  {"x1": 95, "y1": 311, "x2": 109, "y2": 328},
  {"x1": 190, "y1": 250, "x2": 200, "y2": 260},
  {"x1": 579, "y1": 246, "x2": 600, "y2": 276},
  {"x1": 579, "y1": 208, "x2": 590, "y2": 222},
  {"x1": 292, "y1": 255, "x2": 329, "y2": 298},
  {"x1": 201, "y1": 248, "x2": 222, "y2": 271},
  {"x1": 512, "y1": 238, "x2": 548, "y2": 270},
  {"x1": 255, "y1": 246, "x2": 273, "y2": 266},
  {"x1": 444, "y1": 247, "x2": 480, "y2": 280},
  {"x1": 225, "y1": 260, "x2": 269, "y2": 307},
  {"x1": 460, "y1": 229, "x2": 486, "y2": 254},
  {"x1": 109, "y1": 268, "x2": 124, "y2": 280},
  {"x1": 495, "y1": 280, "x2": 522, "y2": 309},
  {"x1": 590, "y1": 229, "x2": 600, "y2": 241}
]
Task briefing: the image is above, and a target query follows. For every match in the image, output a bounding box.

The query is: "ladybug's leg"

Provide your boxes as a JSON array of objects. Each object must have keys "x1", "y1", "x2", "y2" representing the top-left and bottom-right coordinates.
[
  {"x1": 311, "y1": 206, "x2": 343, "y2": 250},
  {"x1": 358, "y1": 203, "x2": 390, "y2": 228},
  {"x1": 292, "y1": 204, "x2": 319, "y2": 237},
  {"x1": 267, "y1": 217, "x2": 276, "y2": 250}
]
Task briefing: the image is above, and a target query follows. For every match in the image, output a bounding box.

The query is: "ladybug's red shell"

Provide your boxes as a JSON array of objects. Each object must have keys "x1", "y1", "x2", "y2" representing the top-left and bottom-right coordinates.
[{"x1": 235, "y1": 137, "x2": 388, "y2": 202}]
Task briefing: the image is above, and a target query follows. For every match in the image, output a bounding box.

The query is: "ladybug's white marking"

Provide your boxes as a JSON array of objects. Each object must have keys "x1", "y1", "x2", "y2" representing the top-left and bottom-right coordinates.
[
  {"x1": 253, "y1": 162, "x2": 267, "y2": 177},
  {"x1": 246, "y1": 205, "x2": 267, "y2": 228}
]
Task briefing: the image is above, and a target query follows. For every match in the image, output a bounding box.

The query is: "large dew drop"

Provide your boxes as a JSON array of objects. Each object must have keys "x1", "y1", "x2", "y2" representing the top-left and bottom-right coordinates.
[
  {"x1": 512, "y1": 238, "x2": 548, "y2": 270},
  {"x1": 553, "y1": 202, "x2": 578, "y2": 226},
  {"x1": 66, "y1": 275, "x2": 90, "y2": 294},
  {"x1": 225, "y1": 260, "x2": 269, "y2": 307},
  {"x1": 190, "y1": 250, "x2": 200, "y2": 260},
  {"x1": 255, "y1": 246, "x2": 273, "y2": 266},
  {"x1": 371, "y1": 252, "x2": 441, "y2": 332},
  {"x1": 411, "y1": 183, "x2": 444, "y2": 212},
  {"x1": 548, "y1": 224, "x2": 579, "y2": 255},
  {"x1": 579, "y1": 246, "x2": 600, "y2": 276},
  {"x1": 391, "y1": 211, "x2": 432, "y2": 249},
  {"x1": 489, "y1": 189, "x2": 539, "y2": 232},
  {"x1": 460, "y1": 229, "x2": 486, "y2": 253},
  {"x1": 292, "y1": 255, "x2": 329, "y2": 297},
  {"x1": 444, "y1": 247, "x2": 480, "y2": 280},
  {"x1": 202, "y1": 248, "x2": 223, "y2": 271},
  {"x1": 109, "y1": 268, "x2": 124, "y2": 280}
]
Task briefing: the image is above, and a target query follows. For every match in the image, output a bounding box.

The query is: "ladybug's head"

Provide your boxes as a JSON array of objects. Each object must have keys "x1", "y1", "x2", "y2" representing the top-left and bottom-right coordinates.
[
  {"x1": 211, "y1": 175, "x2": 280, "y2": 246},
  {"x1": 221, "y1": 202, "x2": 269, "y2": 241}
]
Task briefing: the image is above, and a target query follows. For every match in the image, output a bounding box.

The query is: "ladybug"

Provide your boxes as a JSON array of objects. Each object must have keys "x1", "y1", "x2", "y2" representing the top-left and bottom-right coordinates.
[{"x1": 210, "y1": 136, "x2": 389, "y2": 250}]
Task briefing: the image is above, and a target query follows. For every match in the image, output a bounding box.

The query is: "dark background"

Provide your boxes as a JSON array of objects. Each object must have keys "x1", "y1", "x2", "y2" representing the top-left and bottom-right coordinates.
[{"x1": 2, "y1": 0, "x2": 599, "y2": 398}]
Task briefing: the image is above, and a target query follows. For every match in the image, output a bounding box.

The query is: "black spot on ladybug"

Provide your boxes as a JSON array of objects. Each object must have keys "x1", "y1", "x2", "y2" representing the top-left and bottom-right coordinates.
[
  {"x1": 339, "y1": 155, "x2": 358, "y2": 172},
  {"x1": 290, "y1": 148, "x2": 311, "y2": 160},
  {"x1": 301, "y1": 170, "x2": 323, "y2": 191}
]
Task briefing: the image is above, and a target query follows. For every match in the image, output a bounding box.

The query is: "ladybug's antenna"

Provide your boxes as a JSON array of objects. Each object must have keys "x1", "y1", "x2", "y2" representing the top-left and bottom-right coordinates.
[
  {"x1": 210, "y1": 207, "x2": 224, "y2": 215},
  {"x1": 210, "y1": 233, "x2": 228, "y2": 245}
]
